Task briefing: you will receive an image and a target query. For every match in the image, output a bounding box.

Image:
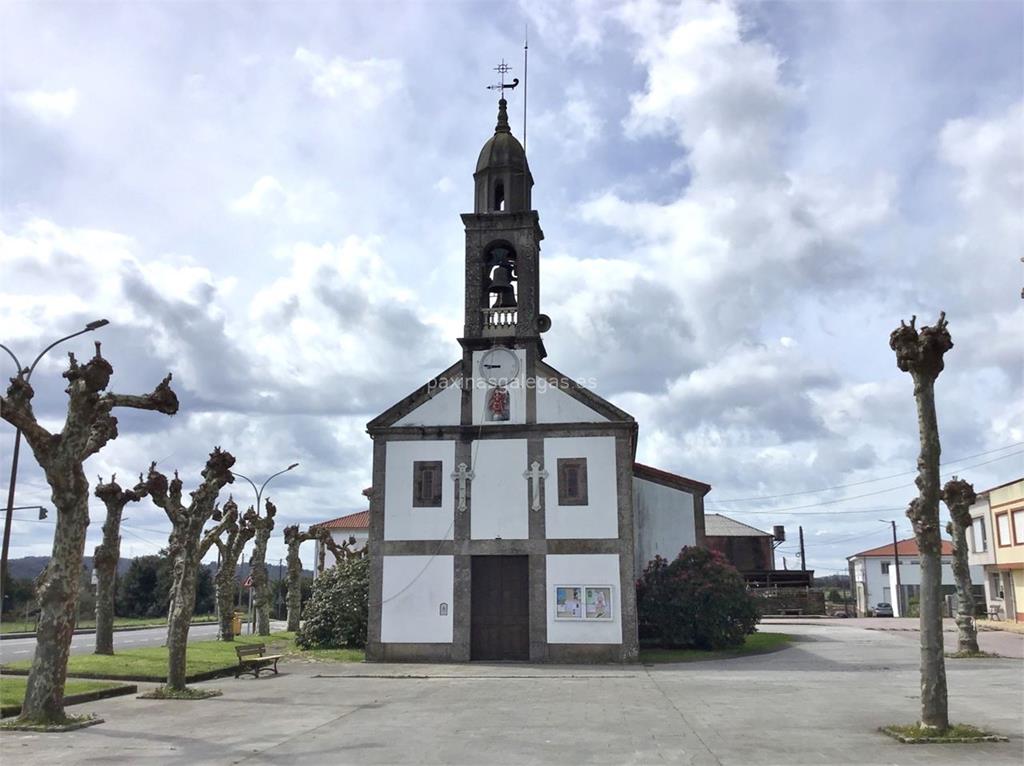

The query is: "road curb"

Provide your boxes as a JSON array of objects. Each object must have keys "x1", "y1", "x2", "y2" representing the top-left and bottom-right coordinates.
[{"x1": 0, "y1": 621, "x2": 218, "y2": 641}]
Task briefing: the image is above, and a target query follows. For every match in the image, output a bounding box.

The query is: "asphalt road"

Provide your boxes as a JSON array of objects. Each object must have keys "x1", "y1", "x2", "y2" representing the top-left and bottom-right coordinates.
[{"x1": 0, "y1": 623, "x2": 222, "y2": 664}]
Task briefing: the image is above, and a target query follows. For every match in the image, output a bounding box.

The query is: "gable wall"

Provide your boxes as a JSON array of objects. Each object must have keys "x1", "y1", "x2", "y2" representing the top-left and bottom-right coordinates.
[{"x1": 633, "y1": 477, "x2": 697, "y2": 576}]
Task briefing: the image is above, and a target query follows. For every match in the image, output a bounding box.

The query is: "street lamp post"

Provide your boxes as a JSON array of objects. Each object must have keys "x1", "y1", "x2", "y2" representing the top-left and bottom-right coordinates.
[
  {"x1": 232, "y1": 463, "x2": 298, "y2": 633},
  {"x1": 0, "y1": 319, "x2": 109, "y2": 609}
]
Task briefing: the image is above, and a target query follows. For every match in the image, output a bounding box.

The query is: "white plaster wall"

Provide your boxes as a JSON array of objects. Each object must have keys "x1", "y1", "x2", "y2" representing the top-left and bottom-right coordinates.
[
  {"x1": 544, "y1": 436, "x2": 619, "y2": 539},
  {"x1": 470, "y1": 438, "x2": 529, "y2": 540},
  {"x1": 546, "y1": 554, "x2": 622, "y2": 644},
  {"x1": 857, "y1": 556, "x2": 986, "y2": 616},
  {"x1": 315, "y1": 529, "x2": 369, "y2": 576},
  {"x1": 380, "y1": 555, "x2": 454, "y2": 643},
  {"x1": 394, "y1": 379, "x2": 461, "y2": 426},
  {"x1": 471, "y1": 348, "x2": 527, "y2": 425},
  {"x1": 633, "y1": 477, "x2": 696, "y2": 574},
  {"x1": 536, "y1": 384, "x2": 607, "y2": 423},
  {"x1": 384, "y1": 440, "x2": 455, "y2": 541}
]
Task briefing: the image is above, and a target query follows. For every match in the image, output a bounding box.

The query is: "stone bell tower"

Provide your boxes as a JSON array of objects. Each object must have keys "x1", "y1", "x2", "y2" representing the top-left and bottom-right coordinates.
[{"x1": 461, "y1": 97, "x2": 546, "y2": 349}]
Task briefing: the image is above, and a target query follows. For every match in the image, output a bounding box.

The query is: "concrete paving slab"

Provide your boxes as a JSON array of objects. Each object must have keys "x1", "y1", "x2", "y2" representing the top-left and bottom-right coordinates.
[{"x1": 1, "y1": 621, "x2": 1021, "y2": 765}]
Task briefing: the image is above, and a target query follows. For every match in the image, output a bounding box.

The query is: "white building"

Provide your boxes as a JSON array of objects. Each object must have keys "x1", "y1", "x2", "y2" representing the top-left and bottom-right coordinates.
[
  {"x1": 967, "y1": 478, "x2": 1024, "y2": 622},
  {"x1": 312, "y1": 510, "x2": 369, "y2": 575},
  {"x1": 361, "y1": 96, "x2": 708, "y2": 663},
  {"x1": 848, "y1": 537, "x2": 984, "y2": 617}
]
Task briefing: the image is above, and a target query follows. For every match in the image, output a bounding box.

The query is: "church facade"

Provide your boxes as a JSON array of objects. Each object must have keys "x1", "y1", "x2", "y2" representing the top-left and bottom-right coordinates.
[{"x1": 364, "y1": 97, "x2": 708, "y2": 663}]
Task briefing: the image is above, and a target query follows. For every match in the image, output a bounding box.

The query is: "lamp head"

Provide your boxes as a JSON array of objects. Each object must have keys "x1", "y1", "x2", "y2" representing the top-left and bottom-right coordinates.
[
  {"x1": 287, "y1": 463, "x2": 299, "y2": 471},
  {"x1": 85, "y1": 319, "x2": 110, "y2": 331}
]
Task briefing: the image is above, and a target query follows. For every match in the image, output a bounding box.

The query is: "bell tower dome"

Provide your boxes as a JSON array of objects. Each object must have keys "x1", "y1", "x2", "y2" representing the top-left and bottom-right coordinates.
[{"x1": 474, "y1": 98, "x2": 533, "y2": 213}]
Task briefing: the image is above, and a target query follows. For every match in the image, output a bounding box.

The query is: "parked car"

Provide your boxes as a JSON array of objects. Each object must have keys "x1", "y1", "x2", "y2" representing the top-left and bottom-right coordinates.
[{"x1": 874, "y1": 602, "x2": 894, "y2": 617}]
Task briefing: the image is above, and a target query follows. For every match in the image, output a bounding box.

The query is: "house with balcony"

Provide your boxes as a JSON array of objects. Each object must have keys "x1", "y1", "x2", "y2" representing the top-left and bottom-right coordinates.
[{"x1": 968, "y1": 478, "x2": 1024, "y2": 621}]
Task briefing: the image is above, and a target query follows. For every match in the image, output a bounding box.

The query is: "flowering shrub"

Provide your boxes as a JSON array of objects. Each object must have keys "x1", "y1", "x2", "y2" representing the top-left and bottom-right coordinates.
[
  {"x1": 295, "y1": 555, "x2": 368, "y2": 649},
  {"x1": 636, "y1": 546, "x2": 760, "y2": 650}
]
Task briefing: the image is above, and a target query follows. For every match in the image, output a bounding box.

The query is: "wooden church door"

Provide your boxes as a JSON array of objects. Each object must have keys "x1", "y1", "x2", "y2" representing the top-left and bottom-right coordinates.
[{"x1": 470, "y1": 555, "x2": 529, "y2": 660}]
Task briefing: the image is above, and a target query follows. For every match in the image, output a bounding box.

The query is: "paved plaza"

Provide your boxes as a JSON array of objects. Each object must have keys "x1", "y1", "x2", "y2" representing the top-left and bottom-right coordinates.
[{"x1": 1, "y1": 620, "x2": 1021, "y2": 765}]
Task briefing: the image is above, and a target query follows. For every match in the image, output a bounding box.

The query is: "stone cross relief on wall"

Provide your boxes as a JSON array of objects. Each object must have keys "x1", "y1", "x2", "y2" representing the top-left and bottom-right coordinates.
[
  {"x1": 523, "y1": 460, "x2": 548, "y2": 512},
  {"x1": 451, "y1": 462, "x2": 474, "y2": 513}
]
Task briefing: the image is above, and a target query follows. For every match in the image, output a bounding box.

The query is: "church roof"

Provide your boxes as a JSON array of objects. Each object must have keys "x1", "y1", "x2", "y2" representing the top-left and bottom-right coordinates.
[
  {"x1": 633, "y1": 463, "x2": 711, "y2": 496},
  {"x1": 313, "y1": 510, "x2": 369, "y2": 530},
  {"x1": 704, "y1": 513, "x2": 772, "y2": 538}
]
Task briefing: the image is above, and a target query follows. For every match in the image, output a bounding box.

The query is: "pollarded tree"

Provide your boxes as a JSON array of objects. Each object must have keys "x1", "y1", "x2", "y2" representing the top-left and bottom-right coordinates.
[
  {"x1": 889, "y1": 312, "x2": 954, "y2": 731},
  {"x1": 942, "y1": 477, "x2": 979, "y2": 654},
  {"x1": 210, "y1": 498, "x2": 257, "y2": 641},
  {"x1": 0, "y1": 343, "x2": 177, "y2": 724},
  {"x1": 93, "y1": 473, "x2": 148, "y2": 655},
  {"x1": 144, "y1": 449, "x2": 234, "y2": 691},
  {"x1": 249, "y1": 499, "x2": 276, "y2": 636},
  {"x1": 283, "y1": 525, "x2": 355, "y2": 632}
]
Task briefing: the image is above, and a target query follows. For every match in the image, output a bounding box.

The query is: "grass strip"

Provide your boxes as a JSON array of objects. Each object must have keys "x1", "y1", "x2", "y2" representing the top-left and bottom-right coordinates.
[
  {"x1": 2, "y1": 632, "x2": 363, "y2": 682},
  {"x1": 880, "y1": 723, "x2": 1009, "y2": 743}
]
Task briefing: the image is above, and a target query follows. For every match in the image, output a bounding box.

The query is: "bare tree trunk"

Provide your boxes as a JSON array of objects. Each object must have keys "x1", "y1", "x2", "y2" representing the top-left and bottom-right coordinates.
[
  {"x1": 284, "y1": 526, "x2": 306, "y2": 633},
  {"x1": 145, "y1": 450, "x2": 235, "y2": 691},
  {"x1": 21, "y1": 472, "x2": 88, "y2": 721},
  {"x1": 250, "y1": 500, "x2": 276, "y2": 636},
  {"x1": 890, "y1": 313, "x2": 953, "y2": 732},
  {"x1": 943, "y1": 477, "x2": 979, "y2": 653},
  {"x1": 0, "y1": 345, "x2": 177, "y2": 723},
  {"x1": 93, "y1": 474, "x2": 146, "y2": 655},
  {"x1": 212, "y1": 500, "x2": 255, "y2": 641}
]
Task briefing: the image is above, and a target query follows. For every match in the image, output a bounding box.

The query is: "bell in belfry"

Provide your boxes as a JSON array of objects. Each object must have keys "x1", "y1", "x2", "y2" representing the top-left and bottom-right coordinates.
[{"x1": 488, "y1": 264, "x2": 517, "y2": 308}]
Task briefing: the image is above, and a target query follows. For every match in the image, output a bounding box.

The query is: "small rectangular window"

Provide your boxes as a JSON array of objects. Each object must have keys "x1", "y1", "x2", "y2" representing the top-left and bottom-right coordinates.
[
  {"x1": 557, "y1": 458, "x2": 588, "y2": 506},
  {"x1": 412, "y1": 461, "x2": 443, "y2": 507},
  {"x1": 971, "y1": 517, "x2": 987, "y2": 552},
  {"x1": 996, "y1": 513, "x2": 1011, "y2": 546},
  {"x1": 880, "y1": 562, "x2": 890, "y2": 574},
  {"x1": 1013, "y1": 509, "x2": 1024, "y2": 545}
]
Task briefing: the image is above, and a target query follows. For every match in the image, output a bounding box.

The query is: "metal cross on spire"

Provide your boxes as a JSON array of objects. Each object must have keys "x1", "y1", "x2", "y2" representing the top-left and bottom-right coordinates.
[{"x1": 487, "y1": 58, "x2": 519, "y2": 95}]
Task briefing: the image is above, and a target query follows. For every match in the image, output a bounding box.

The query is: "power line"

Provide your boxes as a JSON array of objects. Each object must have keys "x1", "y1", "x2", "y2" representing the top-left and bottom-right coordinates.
[
  {"x1": 710, "y1": 448, "x2": 1024, "y2": 514},
  {"x1": 707, "y1": 441, "x2": 1023, "y2": 504}
]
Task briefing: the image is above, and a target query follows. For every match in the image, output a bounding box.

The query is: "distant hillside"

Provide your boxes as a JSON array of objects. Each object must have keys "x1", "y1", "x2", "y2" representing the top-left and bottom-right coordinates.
[{"x1": 6, "y1": 556, "x2": 309, "y2": 582}]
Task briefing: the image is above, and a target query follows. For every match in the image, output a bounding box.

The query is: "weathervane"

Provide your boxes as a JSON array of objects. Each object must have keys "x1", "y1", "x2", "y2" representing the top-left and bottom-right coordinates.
[{"x1": 487, "y1": 59, "x2": 519, "y2": 95}]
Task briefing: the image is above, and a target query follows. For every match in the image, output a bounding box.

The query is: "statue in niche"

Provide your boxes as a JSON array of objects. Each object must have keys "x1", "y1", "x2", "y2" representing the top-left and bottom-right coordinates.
[{"x1": 486, "y1": 386, "x2": 510, "y2": 422}]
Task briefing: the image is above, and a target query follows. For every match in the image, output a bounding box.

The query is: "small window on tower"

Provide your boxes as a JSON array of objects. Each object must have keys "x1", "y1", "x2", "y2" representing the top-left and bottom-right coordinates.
[
  {"x1": 494, "y1": 181, "x2": 505, "y2": 211},
  {"x1": 412, "y1": 461, "x2": 443, "y2": 507},
  {"x1": 557, "y1": 458, "x2": 588, "y2": 506}
]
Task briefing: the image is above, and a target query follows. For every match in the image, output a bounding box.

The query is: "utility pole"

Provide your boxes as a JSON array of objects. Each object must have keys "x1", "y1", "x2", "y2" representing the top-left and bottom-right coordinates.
[
  {"x1": 799, "y1": 526, "x2": 806, "y2": 571},
  {"x1": 891, "y1": 520, "x2": 903, "y2": 617}
]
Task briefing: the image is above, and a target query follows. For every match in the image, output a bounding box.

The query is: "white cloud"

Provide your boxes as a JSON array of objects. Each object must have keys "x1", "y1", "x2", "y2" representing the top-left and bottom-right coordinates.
[
  {"x1": 293, "y1": 47, "x2": 403, "y2": 108},
  {"x1": 229, "y1": 175, "x2": 339, "y2": 224},
  {"x1": 7, "y1": 87, "x2": 79, "y2": 122}
]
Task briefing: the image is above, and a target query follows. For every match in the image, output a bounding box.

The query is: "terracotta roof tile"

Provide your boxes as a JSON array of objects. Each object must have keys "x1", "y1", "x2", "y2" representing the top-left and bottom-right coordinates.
[
  {"x1": 848, "y1": 537, "x2": 953, "y2": 559},
  {"x1": 313, "y1": 510, "x2": 369, "y2": 530}
]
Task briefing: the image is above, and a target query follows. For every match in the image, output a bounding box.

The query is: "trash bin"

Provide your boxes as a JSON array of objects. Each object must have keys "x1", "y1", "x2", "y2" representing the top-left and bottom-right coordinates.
[{"x1": 232, "y1": 614, "x2": 242, "y2": 637}]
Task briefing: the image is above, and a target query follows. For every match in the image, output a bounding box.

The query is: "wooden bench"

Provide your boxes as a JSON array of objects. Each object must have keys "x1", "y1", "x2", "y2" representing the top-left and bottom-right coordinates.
[{"x1": 235, "y1": 644, "x2": 283, "y2": 678}]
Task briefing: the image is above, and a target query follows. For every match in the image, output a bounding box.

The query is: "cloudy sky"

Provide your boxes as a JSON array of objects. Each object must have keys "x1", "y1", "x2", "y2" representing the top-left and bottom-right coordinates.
[{"x1": 2, "y1": 0, "x2": 1021, "y2": 577}]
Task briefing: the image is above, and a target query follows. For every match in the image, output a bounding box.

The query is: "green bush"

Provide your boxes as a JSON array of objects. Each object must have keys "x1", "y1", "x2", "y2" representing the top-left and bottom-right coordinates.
[
  {"x1": 636, "y1": 546, "x2": 760, "y2": 650},
  {"x1": 295, "y1": 556, "x2": 368, "y2": 649}
]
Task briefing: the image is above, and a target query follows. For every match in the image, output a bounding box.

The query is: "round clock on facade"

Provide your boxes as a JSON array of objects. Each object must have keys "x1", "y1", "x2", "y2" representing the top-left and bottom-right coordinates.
[{"x1": 479, "y1": 347, "x2": 520, "y2": 385}]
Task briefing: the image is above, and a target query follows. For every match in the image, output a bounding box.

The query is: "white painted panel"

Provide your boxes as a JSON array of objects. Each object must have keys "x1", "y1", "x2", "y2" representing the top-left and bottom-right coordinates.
[
  {"x1": 384, "y1": 441, "x2": 455, "y2": 541},
  {"x1": 381, "y1": 555, "x2": 454, "y2": 643},
  {"x1": 536, "y1": 383, "x2": 608, "y2": 423},
  {"x1": 394, "y1": 379, "x2": 462, "y2": 426},
  {"x1": 470, "y1": 439, "x2": 529, "y2": 540},
  {"x1": 546, "y1": 554, "x2": 622, "y2": 644},
  {"x1": 471, "y1": 348, "x2": 526, "y2": 425},
  {"x1": 314, "y1": 529, "x2": 369, "y2": 577},
  {"x1": 633, "y1": 477, "x2": 696, "y2": 575},
  {"x1": 544, "y1": 436, "x2": 619, "y2": 539}
]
